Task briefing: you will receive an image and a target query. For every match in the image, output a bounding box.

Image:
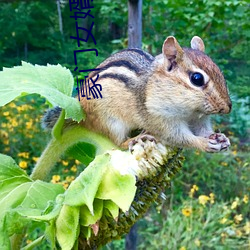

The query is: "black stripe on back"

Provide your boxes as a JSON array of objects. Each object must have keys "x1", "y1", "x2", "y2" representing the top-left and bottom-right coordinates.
[
  {"x1": 101, "y1": 60, "x2": 140, "y2": 74},
  {"x1": 99, "y1": 73, "x2": 130, "y2": 86},
  {"x1": 90, "y1": 59, "x2": 140, "y2": 79}
]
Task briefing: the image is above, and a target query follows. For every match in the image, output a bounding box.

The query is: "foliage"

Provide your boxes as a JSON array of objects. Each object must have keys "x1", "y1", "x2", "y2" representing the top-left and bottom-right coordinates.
[
  {"x1": 0, "y1": 62, "x2": 84, "y2": 122},
  {"x1": 137, "y1": 193, "x2": 249, "y2": 250}
]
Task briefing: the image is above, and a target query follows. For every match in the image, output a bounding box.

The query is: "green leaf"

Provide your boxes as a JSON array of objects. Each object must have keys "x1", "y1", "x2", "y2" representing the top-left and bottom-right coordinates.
[
  {"x1": 79, "y1": 199, "x2": 103, "y2": 226},
  {"x1": 0, "y1": 231, "x2": 10, "y2": 250},
  {"x1": 64, "y1": 154, "x2": 111, "y2": 213},
  {"x1": 0, "y1": 154, "x2": 30, "y2": 181},
  {"x1": 96, "y1": 167, "x2": 136, "y2": 212},
  {"x1": 103, "y1": 200, "x2": 119, "y2": 219},
  {"x1": 45, "y1": 220, "x2": 56, "y2": 249},
  {"x1": 0, "y1": 182, "x2": 33, "y2": 218},
  {"x1": 0, "y1": 176, "x2": 32, "y2": 201},
  {"x1": 56, "y1": 205, "x2": 80, "y2": 250},
  {"x1": 4, "y1": 210, "x2": 31, "y2": 236},
  {"x1": 0, "y1": 62, "x2": 85, "y2": 122},
  {"x1": 66, "y1": 142, "x2": 96, "y2": 165},
  {"x1": 0, "y1": 154, "x2": 65, "y2": 245},
  {"x1": 20, "y1": 181, "x2": 64, "y2": 213},
  {"x1": 27, "y1": 202, "x2": 63, "y2": 223}
]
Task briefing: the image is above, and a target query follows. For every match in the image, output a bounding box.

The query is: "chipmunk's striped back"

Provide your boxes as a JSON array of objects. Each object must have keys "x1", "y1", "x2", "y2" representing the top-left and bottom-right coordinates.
[{"x1": 89, "y1": 48, "x2": 155, "y2": 89}]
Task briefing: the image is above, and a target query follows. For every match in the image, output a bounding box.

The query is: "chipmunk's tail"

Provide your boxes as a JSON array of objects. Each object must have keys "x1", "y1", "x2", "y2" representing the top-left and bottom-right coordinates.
[{"x1": 41, "y1": 106, "x2": 62, "y2": 130}]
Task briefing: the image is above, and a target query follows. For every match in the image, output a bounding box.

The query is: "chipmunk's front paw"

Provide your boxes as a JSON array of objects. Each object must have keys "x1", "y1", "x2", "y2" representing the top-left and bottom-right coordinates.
[
  {"x1": 206, "y1": 133, "x2": 230, "y2": 152},
  {"x1": 128, "y1": 134, "x2": 156, "y2": 152}
]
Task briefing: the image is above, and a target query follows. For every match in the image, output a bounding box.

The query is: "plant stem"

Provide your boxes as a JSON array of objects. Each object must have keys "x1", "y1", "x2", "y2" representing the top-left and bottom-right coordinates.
[
  {"x1": 10, "y1": 232, "x2": 25, "y2": 250},
  {"x1": 30, "y1": 126, "x2": 117, "y2": 181}
]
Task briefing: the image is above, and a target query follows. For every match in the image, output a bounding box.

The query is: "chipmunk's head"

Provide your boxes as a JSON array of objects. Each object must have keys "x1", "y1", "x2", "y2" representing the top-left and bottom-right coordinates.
[{"x1": 158, "y1": 36, "x2": 232, "y2": 115}]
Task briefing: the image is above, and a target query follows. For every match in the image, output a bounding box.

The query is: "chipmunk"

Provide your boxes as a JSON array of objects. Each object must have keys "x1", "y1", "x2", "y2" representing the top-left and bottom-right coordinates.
[{"x1": 43, "y1": 36, "x2": 232, "y2": 153}]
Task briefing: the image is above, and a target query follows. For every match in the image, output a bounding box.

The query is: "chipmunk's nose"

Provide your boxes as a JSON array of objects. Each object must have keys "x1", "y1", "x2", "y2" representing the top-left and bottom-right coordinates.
[{"x1": 219, "y1": 101, "x2": 232, "y2": 114}]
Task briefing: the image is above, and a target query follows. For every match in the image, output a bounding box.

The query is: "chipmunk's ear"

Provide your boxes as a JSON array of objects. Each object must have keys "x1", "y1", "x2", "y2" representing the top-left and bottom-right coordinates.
[
  {"x1": 191, "y1": 36, "x2": 205, "y2": 52},
  {"x1": 162, "y1": 36, "x2": 184, "y2": 63}
]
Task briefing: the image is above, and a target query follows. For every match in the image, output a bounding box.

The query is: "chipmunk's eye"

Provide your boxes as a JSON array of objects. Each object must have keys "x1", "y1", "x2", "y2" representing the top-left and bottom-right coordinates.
[{"x1": 190, "y1": 72, "x2": 204, "y2": 87}]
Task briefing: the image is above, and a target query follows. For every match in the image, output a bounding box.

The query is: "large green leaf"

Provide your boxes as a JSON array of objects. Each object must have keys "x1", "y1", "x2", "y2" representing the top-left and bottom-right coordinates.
[
  {"x1": 56, "y1": 205, "x2": 80, "y2": 250},
  {"x1": 96, "y1": 166, "x2": 136, "y2": 212},
  {"x1": 66, "y1": 142, "x2": 96, "y2": 166},
  {"x1": 0, "y1": 154, "x2": 30, "y2": 181},
  {"x1": 0, "y1": 154, "x2": 65, "y2": 248},
  {"x1": 79, "y1": 199, "x2": 103, "y2": 227},
  {"x1": 21, "y1": 181, "x2": 64, "y2": 210},
  {"x1": 0, "y1": 62, "x2": 85, "y2": 122},
  {"x1": 63, "y1": 154, "x2": 110, "y2": 213},
  {"x1": 0, "y1": 176, "x2": 32, "y2": 201}
]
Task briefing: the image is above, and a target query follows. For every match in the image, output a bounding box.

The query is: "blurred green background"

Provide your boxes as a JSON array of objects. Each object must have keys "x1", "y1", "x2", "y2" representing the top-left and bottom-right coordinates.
[{"x1": 0, "y1": 0, "x2": 249, "y2": 249}]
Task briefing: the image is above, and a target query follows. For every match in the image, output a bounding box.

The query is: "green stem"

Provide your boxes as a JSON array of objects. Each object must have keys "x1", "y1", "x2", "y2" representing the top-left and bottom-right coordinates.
[
  {"x1": 30, "y1": 126, "x2": 118, "y2": 181},
  {"x1": 10, "y1": 232, "x2": 25, "y2": 250}
]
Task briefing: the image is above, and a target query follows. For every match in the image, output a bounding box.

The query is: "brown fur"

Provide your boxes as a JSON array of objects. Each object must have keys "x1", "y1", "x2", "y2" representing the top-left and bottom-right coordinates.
[{"x1": 76, "y1": 36, "x2": 232, "y2": 152}]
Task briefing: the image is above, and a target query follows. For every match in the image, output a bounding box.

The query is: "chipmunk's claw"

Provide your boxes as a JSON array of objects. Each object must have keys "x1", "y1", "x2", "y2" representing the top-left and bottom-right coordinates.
[
  {"x1": 207, "y1": 133, "x2": 230, "y2": 152},
  {"x1": 129, "y1": 134, "x2": 156, "y2": 152}
]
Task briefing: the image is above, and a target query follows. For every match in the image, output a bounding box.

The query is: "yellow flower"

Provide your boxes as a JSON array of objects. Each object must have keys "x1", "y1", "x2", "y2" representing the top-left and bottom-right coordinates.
[
  {"x1": 66, "y1": 176, "x2": 75, "y2": 182},
  {"x1": 179, "y1": 247, "x2": 186, "y2": 250},
  {"x1": 209, "y1": 193, "x2": 215, "y2": 204},
  {"x1": 189, "y1": 184, "x2": 199, "y2": 197},
  {"x1": 18, "y1": 152, "x2": 29, "y2": 159},
  {"x1": 244, "y1": 221, "x2": 250, "y2": 234},
  {"x1": 63, "y1": 182, "x2": 69, "y2": 189},
  {"x1": 198, "y1": 195, "x2": 210, "y2": 206},
  {"x1": 3, "y1": 138, "x2": 9, "y2": 145},
  {"x1": 0, "y1": 130, "x2": 8, "y2": 138},
  {"x1": 9, "y1": 102, "x2": 16, "y2": 108},
  {"x1": 51, "y1": 175, "x2": 61, "y2": 183},
  {"x1": 194, "y1": 238, "x2": 201, "y2": 247},
  {"x1": 62, "y1": 160, "x2": 69, "y2": 166},
  {"x1": 11, "y1": 120, "x2": 18, "y2": 127},
  {"x1": 182, "y1": 207, "x2": 192, "y2": 217},
  {"x1": 71, "y1": 165, "x2": 77, "y2": 172},
  {"x1": 32, "y1": 157, "x2": 39, "y2": 162},
  {"x1": 243, "y1": 195, "x2": 248, "y2": 204},
  {"x1": 19, "y1": 161, "x2": 28, "y2": 169},
  {"x1": 234, "y1": 214, "x2": 243, "y2": 224},
  {"x1": 3, "y1": 111, "x2": 9, "y2": 116},
  {"x1": 75, "y1": 159, "x2": 81, "y2": 165},
  {"x1": 231, "y1": 198, "x2": 240, "y2": 209},
  {"x1": 17, "y1": 106, "x2": 24, "y2": 112},
  {"x1": 221, "y1": 162, "x2": 228, "y2": 167},
  {"x1": 232, "y1": 150, "x2": 237, "y2": 156},
  {"x1": 220, "y1": 218, "x2": 228, "y2": 224},
  {"x1": 26, "y1": 121, "x2": 33, "y2": 129}
]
